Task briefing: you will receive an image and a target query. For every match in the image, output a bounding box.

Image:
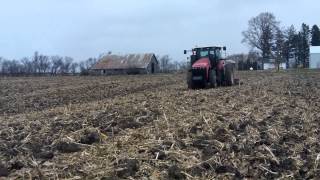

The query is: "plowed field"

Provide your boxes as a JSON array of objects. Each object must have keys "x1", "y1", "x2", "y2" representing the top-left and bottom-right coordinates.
[{"x1": 1, "y1": 70, "x2": 320, "y2": 179}]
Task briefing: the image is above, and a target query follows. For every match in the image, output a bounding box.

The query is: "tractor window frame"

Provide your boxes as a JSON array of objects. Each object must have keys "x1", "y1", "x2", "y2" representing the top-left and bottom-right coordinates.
[{"x1": 194, "y1": 47, "x2": 223, "y2": 59}]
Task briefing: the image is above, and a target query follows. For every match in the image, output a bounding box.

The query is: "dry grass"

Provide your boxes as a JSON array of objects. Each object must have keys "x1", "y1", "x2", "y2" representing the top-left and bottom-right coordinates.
[{"x1": 1, "y1": 70, "x2": 320, "y2": 179}]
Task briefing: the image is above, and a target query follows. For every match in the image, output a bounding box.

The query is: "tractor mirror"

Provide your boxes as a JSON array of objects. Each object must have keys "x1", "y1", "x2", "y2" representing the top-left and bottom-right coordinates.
[
  {"x1": 184, "y1": 50, "x2": 187, "y2": 54},
  {"x1": 223, "y1": 47, "x2": 227, "y2": 51}
]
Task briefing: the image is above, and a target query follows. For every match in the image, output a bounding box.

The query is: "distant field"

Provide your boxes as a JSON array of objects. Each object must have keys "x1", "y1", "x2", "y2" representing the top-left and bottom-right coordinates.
[{"x1": 1, "y1": 70, "x2": 320, "y2": 179}]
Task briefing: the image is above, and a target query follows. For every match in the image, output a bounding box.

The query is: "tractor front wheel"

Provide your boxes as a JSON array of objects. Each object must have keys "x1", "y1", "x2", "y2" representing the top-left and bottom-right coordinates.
[{"x1": 187, "y1": 71, "x2": 195, "y2": 89}]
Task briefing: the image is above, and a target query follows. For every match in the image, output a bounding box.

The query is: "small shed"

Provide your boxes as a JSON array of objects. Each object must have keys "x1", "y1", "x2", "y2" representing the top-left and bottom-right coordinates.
[
  {"x1": 310, "y1": 46, "x2": 320, "y2": 69},
  {"x1": 91, "y1": 53, "x2": 159, "y2": 75}
]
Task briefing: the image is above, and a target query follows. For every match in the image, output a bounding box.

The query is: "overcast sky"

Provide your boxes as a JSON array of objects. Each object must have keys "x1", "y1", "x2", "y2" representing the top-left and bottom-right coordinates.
[{"x1": 0, "y1": 0, "x2": 319, "y2": 62}]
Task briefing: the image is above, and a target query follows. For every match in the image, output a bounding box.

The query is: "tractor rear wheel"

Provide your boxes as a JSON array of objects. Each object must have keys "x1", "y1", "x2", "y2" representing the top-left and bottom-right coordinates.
[
  {"x1": 187, "y1": 71, "x2": 195, "y2": 89},
  {"x1": 225, "y1": 65, "x2": 235, "y2": 86},
  {"x1": 217, "y1": 69, "x2": 223, "y2": 86},
  {"x1": 209, "y1": 69, "x2": 217, "y2": 88}
]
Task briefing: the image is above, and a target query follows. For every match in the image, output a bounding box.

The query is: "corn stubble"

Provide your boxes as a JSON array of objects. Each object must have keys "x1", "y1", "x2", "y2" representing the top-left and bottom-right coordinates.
[{"x1": 0, "y1": 71, "x2": 320, "y2": 179}]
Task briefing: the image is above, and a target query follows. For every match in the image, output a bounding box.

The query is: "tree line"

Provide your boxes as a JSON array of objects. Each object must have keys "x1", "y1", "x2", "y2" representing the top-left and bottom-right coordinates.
[
  {"x1": 228, "y1": 51, "x2": 261, "y2": 70},
  {"x1": 239, "y1": 12, "x2": 320, "y2": 70},
  {"x1": 158, "y1": 55, "x2": 189, "y2": 73},
  {"x1": 0, "y1": 52, "x2": 98, "y2": 76},
  {"x1": 0, "y1": 52, "x2": 188, "y2": 76}
]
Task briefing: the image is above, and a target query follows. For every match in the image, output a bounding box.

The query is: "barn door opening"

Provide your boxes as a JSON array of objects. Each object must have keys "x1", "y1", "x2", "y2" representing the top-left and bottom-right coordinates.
[{"x1": 151, "y1": 63, "x2": 155, "y2": 74}]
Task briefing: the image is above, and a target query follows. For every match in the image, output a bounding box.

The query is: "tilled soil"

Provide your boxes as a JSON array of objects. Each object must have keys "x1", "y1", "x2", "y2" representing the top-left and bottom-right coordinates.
[{"x1": 0, "y1": 70, "x2": 320, "y2": 179}]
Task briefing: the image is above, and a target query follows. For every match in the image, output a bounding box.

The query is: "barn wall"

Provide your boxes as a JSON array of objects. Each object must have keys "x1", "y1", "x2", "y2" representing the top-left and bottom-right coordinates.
[
  {"x1": 90, "y1": 55, "x2": 159, "y2": 75},
  {"x1": 91, "y1": 69, "x2": 148, "y2": 75},
  {"x1": 125, "y1": 68, "x2": 147, "y2": 75},
  {"x1": 310, "y1": 53, "x2": 320, "y2": 69}
]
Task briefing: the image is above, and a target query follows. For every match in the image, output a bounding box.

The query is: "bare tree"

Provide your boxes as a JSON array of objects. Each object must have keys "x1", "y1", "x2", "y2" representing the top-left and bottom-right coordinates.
[
  {"x1": 1, "y1": 59, "x2": 23, "y2": 74},
  {"x1": 242, "y1": 12, "x2": 279, "y2": 68},
  {"x1": 79, "y1": 61, "x2": 86, "y2": 73},
  {"x1": 21, "y1": 57, "x2": 33, "y2": 74},
  {"x1": 1, "y1": 59, "x2": 9, "y2": 74},
  {"x1": 173, "y1": 61, "x2": 180, "y2": 71},
  {"x1": 38, "y1": 55, "x2": 51, "y2": 73},
  {"x1": 61, "y1": 57, "x2": 73, "y2": 74},
  {"x1": 86, "y1": 58, "x2": 97, "y2": 69},
  {"x1": 178, "y1": 61, "x2": 190, "y2": 71},
  {"x1": 159, "y1": 55, "x2": 171, "y2": 73},
  {"x1": 0, "y1": 53, "x2": 83, "y2": 76},
  {"x1": 32, "y1": 51, "x2": 40, "y2": 73},
  {"x1": 50, "y1": 56, "x2": 63, "y2": 75},
  {"x1": 246, "y1": 50, "x2": 262, "y2": 70},
  {"x1": 79, "y1": 57, "x2": 97, "y2": 74},
  {"x1": 70, "y1": 62, "x2": 79, "y2": 74}
]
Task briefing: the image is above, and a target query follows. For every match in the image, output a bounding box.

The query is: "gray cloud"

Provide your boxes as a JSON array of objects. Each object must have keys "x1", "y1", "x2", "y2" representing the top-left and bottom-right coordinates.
[{"x1": 0, "y1": 0, "x2": 319, "y2": 61}]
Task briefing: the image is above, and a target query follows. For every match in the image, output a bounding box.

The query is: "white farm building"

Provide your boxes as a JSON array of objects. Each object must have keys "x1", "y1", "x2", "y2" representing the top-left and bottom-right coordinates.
[
  {"x1": 263, "y1": 59, "x2": 287, "y2": 70},
  {"x1": 310, "y1": 46, "x2": 320, "y2": 69}
]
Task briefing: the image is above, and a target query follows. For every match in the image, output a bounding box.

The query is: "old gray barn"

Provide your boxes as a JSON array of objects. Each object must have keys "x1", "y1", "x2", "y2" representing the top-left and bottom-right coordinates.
[{"x1": 91, "y1": 53, "x2": 159, "y2": 75}]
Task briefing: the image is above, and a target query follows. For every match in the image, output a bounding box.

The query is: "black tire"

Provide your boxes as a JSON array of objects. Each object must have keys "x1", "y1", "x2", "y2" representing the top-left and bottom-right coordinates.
[
  {"x1": 187, "y1": 71, "x2": 195, "y2": 89},
  {"x1": 217, "y1": 69, "x2": 223, "y2": 86},
  {"x1": 209, "y1": 69, "x2": 217, "y2": 88},
  {"x1": 225, "y1": 64, "x2": 235, "y2": 86},
  {"x1": 200, "y1": 80, "x2": 206, "y2": 89}
]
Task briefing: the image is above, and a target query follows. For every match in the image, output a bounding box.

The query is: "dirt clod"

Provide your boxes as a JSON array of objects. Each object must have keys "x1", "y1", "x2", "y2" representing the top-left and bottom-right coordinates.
[
  {"x1": 36, "y1": 150, "x2": 54, "y2": 159},
  {"x1": 56, "y1": 140, "x2": 82, "y2": 153},
  {"x1": 168, "y1": 165, "x2": 186, "y2": 180},
  {"x1": 215, "y1": 165, "x2": 235, "y2": 174},
  {"x1": 149, "y1": 147, "x2": 166, "y2": 160},
  {"x1": 80, "y1": 128, "x2": 101, "y2": 145},
  {"x1": 0, "y1": 164, "x2": 9, "y2": 177},
  {"x1": 280, "y1": 158, "x2": 297, "y2": 171},
  {"x1": 115, "y1": 159, "x2": 139, "y2": 178},
  {"x1": 10, "y1": 160, "x2": 24, "y2": 170}
]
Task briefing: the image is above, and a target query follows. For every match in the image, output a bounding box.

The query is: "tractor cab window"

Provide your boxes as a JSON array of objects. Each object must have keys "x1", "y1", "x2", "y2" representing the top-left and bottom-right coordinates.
[
  {"x1": 196, "y1": 48, "x2": 223, "y2": 59},
  {"x1": 200, "y1": 50, "x2": 209, "y2": 57}
]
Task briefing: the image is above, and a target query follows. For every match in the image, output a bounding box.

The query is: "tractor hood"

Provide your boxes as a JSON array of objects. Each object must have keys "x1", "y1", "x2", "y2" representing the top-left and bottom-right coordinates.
[
  {"x1": 192, "y1": 58, "x2": 211, "y2": 69},
  {"x1": 192, "y1": 58, "x2": 211, "y2": 80}
]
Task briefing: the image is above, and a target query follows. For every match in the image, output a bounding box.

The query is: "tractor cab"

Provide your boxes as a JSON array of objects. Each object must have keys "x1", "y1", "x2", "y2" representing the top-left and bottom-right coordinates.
[
  {"x1": 189, "y1": 47, "x2": 225, "y2": 71},
  {"x1": 185, "y1": 46, "x2": 225, "y2": 68},
  {"x1": 184, "y1": 46, "x2": 236, "y2": 89}
]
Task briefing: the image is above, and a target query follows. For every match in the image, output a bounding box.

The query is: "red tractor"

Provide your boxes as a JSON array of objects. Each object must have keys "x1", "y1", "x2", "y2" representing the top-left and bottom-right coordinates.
[{"x1": 184, "y1": 46, "x2": 236, "y2": 89}]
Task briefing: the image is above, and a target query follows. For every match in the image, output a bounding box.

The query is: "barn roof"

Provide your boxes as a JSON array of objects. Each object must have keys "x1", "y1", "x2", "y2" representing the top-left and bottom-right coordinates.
[
  {"x1": 91, "y1": 53, "x2": 157, "y2": 70},
  {"x1": 310, "y1": 46, "x2": 320, "y2": 54}
]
